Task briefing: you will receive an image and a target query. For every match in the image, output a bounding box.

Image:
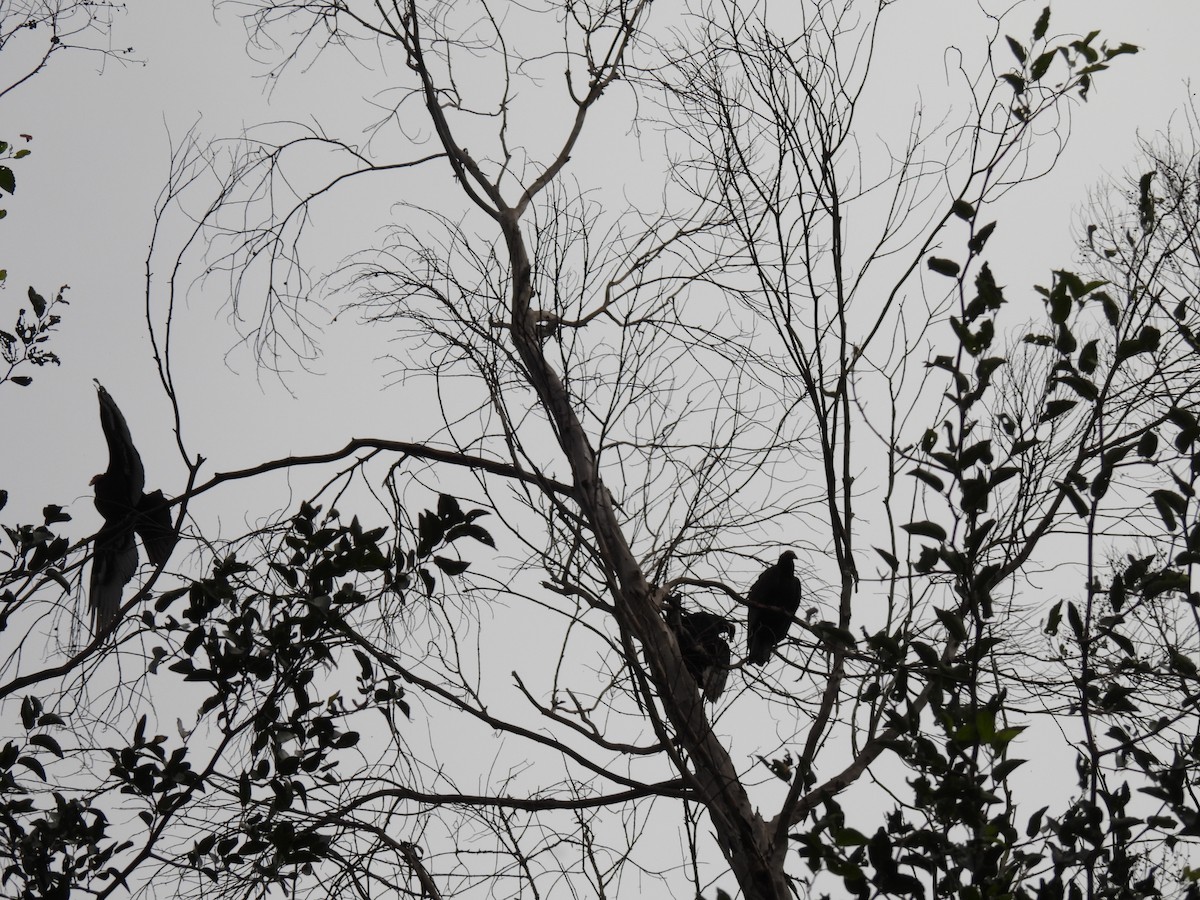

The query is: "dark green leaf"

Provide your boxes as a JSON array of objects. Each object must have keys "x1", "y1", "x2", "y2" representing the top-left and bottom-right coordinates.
[
  {"x1": 27, "y1": 734, "x2": 62, "y2": 758},
  {"x1": 1006, "y1": 36, "x2": 1027, "y2": 63},
  {"x1": 17, "y1": 755, "x2": 46, "y2": 780},
  {"x1": 444, "y1": 522, "x2": 496, "y2": 548},
  {"x1": 419, "y1": 567, "x2": 435, "y2": 596},
  {"x1": 1103, "y1": 42, "x2": 1139, "y2": 60},
  {"x1": 902, "y1": 521, "x2": 947, "y2": 542},
  {"x1": 873, "y1": 547, "x2": 899, "y2": 572},
  {"x1": 1030, "y1": 49, "x2": 1055, "y2": 81},
  {"x1": 0, "y1": 166, "x2": 13, "y2": 195},
  {"x1": 1000, "y1": 73, "x2": 1026, "y2": 94},
  {"x1": 1055, "y1": 374, "x2": 1097, "y2": 401},
  {"x1": 1066, "y1": 601, "x2": 1084, "y2": 641},
  {"x1": 990, "y1": 467, "x2": 1019, "y2": 487},
  {"x1": 1151, "y1": 490, "x2": 1186, "y2": 532},
  {"x1": 968, "y1": 221, "x2": 997, "y2": 254},
  {"x1": 1048, "y1": 280, "x2": 1071, "y2": 324},
  {"x1": 1136, "y1": 431, "x2": 1157, "y2": 458},
  {"x1": 20, "y1": 696, "x2": 39, "y2": 730},
  {"x1": 914, "y1": 545, "x2": 939, "y2": 574},
  {"x1": 966, "y1": 519, "x2": 995, "y2": 554},
  {"x1": 27, "y1": 286, "x2": 45, "y2": 318},
  {"x1": 1041, "y1": 399, "x2": 1077, "y2": 422},
  {"x1": 935, "y1": 607, "x2": 968, "y2": 641},
  {"x1": 927, "y1": 256, "x2": 960, "y2": 277},
  {"x1": 433, "y1": 556, "x2": 470, "y2": 576},
  {"x1": 1169, "y1": 650, "x2": 1197, "y2": 676},
  {"x1": 1107, "y1": 630, "x2": 1135, "y2": 656},
  {"x1": 960, "y1": 439, "x2": 994, "y2": 469},
  {"x1": 969, "y1": 263, "x2": 1005, "y2": 315},
  {"x1": 1055, "y1": 324, "x2": 1076, "y2": 355},
  {"x1": 1032, "y1": 7, "x2": 1050, "y2": 41},
  {"x1": 951, "y1": 199, "x2": 975, "y2": 220},
  {"x1": 1078, "y1": 339, "x2": 1099, "y2": 374},
  {"x1": 1097, "y1": 291, "x2": 1120, "y2": 326},
  {"x1": 437, "y1": 494, "x2": 464, "y2": 523},
  {"x1": 1027, "y1": 806, "x2": 1048, "y2": 837},
  {"x1": 911, "y1": 641, "x2": 940, "y2": 668},
  {"x1": 908, "y1": 468, "x2": 944, "y2": 492}
]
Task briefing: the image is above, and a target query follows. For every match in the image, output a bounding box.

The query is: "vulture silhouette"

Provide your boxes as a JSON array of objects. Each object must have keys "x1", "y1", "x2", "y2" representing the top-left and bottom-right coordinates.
[
  {"x1": 89, "y1": 383, "x2": 177, "y2": 631},
  {"x1": 745, "y1": 551, "x2": 801, "y2": 665},
  {"x1": 665, "y1": 595, "x2": 735, "y2": 702}
]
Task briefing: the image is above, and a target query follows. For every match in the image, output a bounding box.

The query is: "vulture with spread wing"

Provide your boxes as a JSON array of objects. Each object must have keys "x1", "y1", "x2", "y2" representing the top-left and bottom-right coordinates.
[
  {"x1": 89, "y1": 383, "x2": 176, "y2": 631},
  {"x1": 745, "y1": 551, "x2": 802, "y2": 665},
  {"x1": 665, "y1": 595, "x2": 735, "y2": 702}
]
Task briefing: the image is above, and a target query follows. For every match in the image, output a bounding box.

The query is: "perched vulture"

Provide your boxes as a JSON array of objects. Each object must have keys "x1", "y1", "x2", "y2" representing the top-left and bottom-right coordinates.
[
  {"x1": 89, "y1": 383, "x2": 177, "y2": 631},
  {"x1": 665, "y1": 595, "x2": 735, "y2": 702},
  {"x1": 745, "y1": 551, "x2": 802, "y2": 665}
]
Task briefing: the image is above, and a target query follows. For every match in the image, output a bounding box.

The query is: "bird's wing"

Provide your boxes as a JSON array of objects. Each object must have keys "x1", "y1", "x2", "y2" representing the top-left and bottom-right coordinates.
[
  {"x1": 90, "y1": 526, "x2": 138, "y2": 631},
  {"x1": 785, "y1": 575, "x2": 802, "y2": 615},
  {"x1": 135, "y1": 489, "x2": 178, "y2": 566},
  {"x1": 96, "y1": 384, "x2": 145, "y2": 498}
]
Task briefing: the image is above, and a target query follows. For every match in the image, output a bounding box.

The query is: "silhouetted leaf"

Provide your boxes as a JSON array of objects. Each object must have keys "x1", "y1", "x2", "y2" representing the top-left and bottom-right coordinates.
[
  {"x1": 1032, "y1": 7, "x2": 1050, "y2": 40},
  {"x1": 1030, "y1": 50, "x2": 1055, "y2": 80},
  {"x1": 27, "y1": 287, "x2": 45, "y2": 318},
  {"x1": 1078, "y1": 339, "x2": 1098, "y2": 374},
  {"x1": 437, "y1": 494, "x2": 464, "y2": 523},
  {"x1": 434, "y1": 556, "x2": 469, "y2": 576},
  {"x1": 968, "y1": 221, "x2": 997, "y2": 254},
  {"x1": 444, "y1": 522, "x2": 495, "y2": 547},
  {"x1": 902, "y1": 521, "x2": 947, "y2": 542},
  {"x1": 908, "y1": 468, "x2": 944, "y2": 492},
  {"x1": 27, "y1": 734, "x2": 62, "y2": 758},
  {"x1": 1041, "y1": 399, "x2": 1077, "y2": 422},
  {"x1": 1169, "y1": 650, "x2": 1197, "y2": 676},
  {"x1": 1056, "y1": 374, "x2": 1097, "y2": 401},
  {"x1": 17, "y1": 756, "x2": 46, "y2": 781},
  {"x1": 1152, "y1": 490, "x2": 1186, "y2": 532},
  {"x1": 927, "y1": 257, "x2": 960, "y2": 277},
  {"x1": 935, "y1": 608, "x2": 968, "y2": 641},
  {"x1": 1000, "y1": 73, "x2": 1026, "y2": 94}
]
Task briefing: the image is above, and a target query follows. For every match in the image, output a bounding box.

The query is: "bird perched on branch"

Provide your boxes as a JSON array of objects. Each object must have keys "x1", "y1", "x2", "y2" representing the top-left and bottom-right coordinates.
[
  {"x1": 89, "y1": 382, "x2": 177, "y2": 632},
  {"x1": 745, "y1": 551, "x2": 801, "y2": 665},
  {"x1": 664, "y1": 595, "x2": 735, "y2": 702}
]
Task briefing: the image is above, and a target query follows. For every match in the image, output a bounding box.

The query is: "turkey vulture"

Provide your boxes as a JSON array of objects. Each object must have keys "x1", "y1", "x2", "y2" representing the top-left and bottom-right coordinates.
[
  {"x1": 89, "y1": 383, "x2": 177, "y2": 631},
  {"x1": 745, "y1": 551, "x2": 801, "y2": 665},
  {"x1": 665, "y1": 595, "x2": 735, "y2": 702}
]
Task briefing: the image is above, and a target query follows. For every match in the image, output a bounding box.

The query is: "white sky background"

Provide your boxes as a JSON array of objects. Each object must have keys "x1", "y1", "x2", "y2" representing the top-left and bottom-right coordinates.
[{"x1": 0, "y1": 0, "x2": 1198, "y2": 893}]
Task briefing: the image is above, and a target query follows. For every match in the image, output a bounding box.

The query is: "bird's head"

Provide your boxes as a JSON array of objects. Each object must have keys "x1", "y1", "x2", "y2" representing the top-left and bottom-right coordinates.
[{"x1": 780, "y1": 550, "x2": 797, "y2": 565}]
